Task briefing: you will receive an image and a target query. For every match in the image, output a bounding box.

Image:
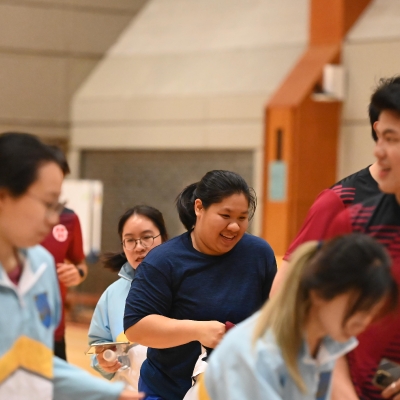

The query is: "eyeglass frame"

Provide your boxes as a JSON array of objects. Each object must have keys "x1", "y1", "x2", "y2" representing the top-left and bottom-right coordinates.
[
  {"x1": 27, "y1": 192, "x2": 66, "y2": 217},
  {"x1": 121, "y1": 233, "x2": 161, "y2": 250}
]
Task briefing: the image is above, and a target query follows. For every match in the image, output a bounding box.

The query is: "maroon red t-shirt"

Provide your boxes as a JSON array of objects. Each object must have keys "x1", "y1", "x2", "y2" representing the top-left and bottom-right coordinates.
[
  {"x1": 41, "y1": 207, "x2": 85, "y2": 341},
  {"x1": 284, "y1": 166, "x2": 379, "y2": 260},
  {"x1": 326, "y1": 193, "x2": 400, "y2": 400}
]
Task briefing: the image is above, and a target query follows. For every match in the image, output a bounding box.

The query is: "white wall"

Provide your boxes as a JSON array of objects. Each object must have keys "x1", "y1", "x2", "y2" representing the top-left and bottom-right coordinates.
[
  {"x1": 71, "y1": 0, "x2": 309, "y2": 234},
  {"x1": 339, "y1": 0, "x2": 400, "y2": 179}
]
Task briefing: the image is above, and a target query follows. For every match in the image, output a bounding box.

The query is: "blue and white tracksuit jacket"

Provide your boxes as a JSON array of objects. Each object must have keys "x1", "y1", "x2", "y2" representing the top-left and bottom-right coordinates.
[
  {"x1": 0, "y1": 245, "x2": 125, "y2": 400},
  {"x1": 192, "y1": 313, "x2": 358, "y2": 400},
  {"x1": 88, "y1": 262, "x2": 147, "y2": 391}
]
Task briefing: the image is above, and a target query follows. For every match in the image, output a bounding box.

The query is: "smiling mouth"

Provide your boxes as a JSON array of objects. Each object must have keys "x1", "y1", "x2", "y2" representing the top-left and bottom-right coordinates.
[{"x1": 220, "y1": 234, "x2": 236, "y2": 241}]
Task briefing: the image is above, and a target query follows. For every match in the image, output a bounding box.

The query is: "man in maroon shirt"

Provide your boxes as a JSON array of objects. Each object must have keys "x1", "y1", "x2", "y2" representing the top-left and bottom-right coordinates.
[
  {"x1": 324, "y1": 76, "x2": 400, "y2": 400},
  {"x1": 41, "y1": 148, "x2": 87, "y2": 360},
  {"x1": 270, "y1": 102, "x2": 382, "y2": 296}
]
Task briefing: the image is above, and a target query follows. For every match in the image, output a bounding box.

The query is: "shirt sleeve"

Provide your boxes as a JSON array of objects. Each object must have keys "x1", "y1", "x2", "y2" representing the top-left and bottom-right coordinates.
[
  {"x1": 53, "y1": 356, "x2": 124, "y2": 400},
  {"x1": 124, "y1": 261, "x2": 173, "y2": 332},
  {"x1": 284, "y1": 189, "x2": 346, "y2": 261},
  {"x1": 88, "y1": 290, "x2": 115, "y2": 380},
  {"x1": 66, "y1": 213, "x2": 85, "y2": 263},
  {"x1": 325, "y1": 208, "x2": 353, "y2": 239},
  {"x1": 201, "y1": 344, "x2": 283, "y2": 400}
]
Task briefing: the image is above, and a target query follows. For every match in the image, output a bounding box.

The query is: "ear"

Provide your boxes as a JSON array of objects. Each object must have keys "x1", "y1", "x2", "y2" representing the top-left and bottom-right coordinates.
[
  {"x1": 194, "y1": 199, "x2": 203, "y2": 217},
  {"x1": 373, "y1": 120, "x2": 379, "y2": 136}
]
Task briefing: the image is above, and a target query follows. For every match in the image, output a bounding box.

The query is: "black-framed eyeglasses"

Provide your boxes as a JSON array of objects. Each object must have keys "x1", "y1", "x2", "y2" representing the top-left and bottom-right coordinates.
[
  {"x1": 122, "y1": 234, "x2": 161, "y2": 251},
  {"x1": 27, "y1": 193, "x2": 66, "y2": 217}
]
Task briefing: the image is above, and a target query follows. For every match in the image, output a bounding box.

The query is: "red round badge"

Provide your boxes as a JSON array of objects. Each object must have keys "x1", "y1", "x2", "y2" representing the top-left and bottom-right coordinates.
[{"x1": 52, "y1": 224, "x2": 68, "y2": 242}]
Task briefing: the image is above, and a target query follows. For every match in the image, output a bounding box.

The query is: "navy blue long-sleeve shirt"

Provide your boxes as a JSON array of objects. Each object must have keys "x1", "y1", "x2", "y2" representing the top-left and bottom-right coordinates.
[{"x1": 124, "y1": 231, "x2": 276, "y2": 400}]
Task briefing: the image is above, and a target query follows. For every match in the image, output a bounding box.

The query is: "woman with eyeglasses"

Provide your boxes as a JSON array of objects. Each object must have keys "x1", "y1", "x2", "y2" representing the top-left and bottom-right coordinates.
[
  {"x1": 88, "y1": 205, "x2": 168, "y2": 391},
  {"x1": 0, "y1": 132, "x2": 143, "y2": 400}
]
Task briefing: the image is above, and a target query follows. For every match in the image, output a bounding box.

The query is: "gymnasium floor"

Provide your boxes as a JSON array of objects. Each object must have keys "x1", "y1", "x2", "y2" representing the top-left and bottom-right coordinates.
[{"x1": 65, "y1": 322, "x2": 103, "y2": 378}]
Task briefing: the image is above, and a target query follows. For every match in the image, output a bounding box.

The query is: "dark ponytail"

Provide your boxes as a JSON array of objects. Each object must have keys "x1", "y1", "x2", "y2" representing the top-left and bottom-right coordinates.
[
  {"x1": 176, "y1": 170, "x2": 257, "y2": 231},
  {"x1": 103, "y1": 205, "x2": 168, "y2": 272},
  {"x1": 175, "y1": 183, "x2": 199, "y2": 231}
]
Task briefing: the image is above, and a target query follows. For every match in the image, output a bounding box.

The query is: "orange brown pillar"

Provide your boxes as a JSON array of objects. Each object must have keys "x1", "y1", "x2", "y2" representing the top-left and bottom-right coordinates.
[{"x1": 261, "y1": 0, "x2": 372, "y2": 255}]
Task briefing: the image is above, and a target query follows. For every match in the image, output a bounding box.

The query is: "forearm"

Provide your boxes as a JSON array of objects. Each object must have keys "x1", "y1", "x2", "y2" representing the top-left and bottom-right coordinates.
[
  {"x1": 125, "y1": 315, "x2": 201, "y2": 348},
  {"x1": 331, "y1": 356, "x2": 359, "y2": 400},
  {"x1": 269, "y1": 260, "x2": 290, "y2": 298}
]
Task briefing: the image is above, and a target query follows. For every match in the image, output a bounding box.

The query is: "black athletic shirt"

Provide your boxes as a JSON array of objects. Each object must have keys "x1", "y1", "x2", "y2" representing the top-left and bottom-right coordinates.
[{"x1": 327, "y1": 193, "x2": 400, "y2": 400}]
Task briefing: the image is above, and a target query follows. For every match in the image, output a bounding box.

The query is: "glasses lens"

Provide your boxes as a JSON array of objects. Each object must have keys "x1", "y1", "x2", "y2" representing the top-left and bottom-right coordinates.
[
  {"x1": 124, "y1": 239, "x2": 136, "y2": 250},
  {"x1": 140, "y1": 236, "x2": 154, "y2": 248}
]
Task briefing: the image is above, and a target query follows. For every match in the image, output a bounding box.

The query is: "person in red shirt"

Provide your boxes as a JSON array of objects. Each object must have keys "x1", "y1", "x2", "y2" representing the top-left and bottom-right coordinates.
[
  {"x1": 269, "y1": 101, "x2": 383, "y2": 297},
  {"x1": 322, "y1": 76, "x2": 400, "y2": 400},
  {"x1": 41, "y1": 147, "x2": 87, "y2": 360}
]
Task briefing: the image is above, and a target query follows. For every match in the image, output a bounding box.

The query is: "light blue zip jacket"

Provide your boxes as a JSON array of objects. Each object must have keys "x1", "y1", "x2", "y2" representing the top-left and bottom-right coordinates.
[
  {"x1": 0, "y1": 245, "x2": 124, "y2": 400},
  {"x1": 198, "y1": 312, "x2": 358, "y2": 400},
  {"x1": 88, "y1": 262, "x2": 147, "y2": 390}
]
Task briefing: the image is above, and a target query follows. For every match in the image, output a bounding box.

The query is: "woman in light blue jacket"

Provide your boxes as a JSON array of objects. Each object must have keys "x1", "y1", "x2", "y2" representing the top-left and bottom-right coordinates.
[
  {"x1": 88, "y1": 206, "x2": 168, "y2": 390},
  {"x1": 192, "y1": 234, "x2": 398, "y2": 400},
  {"x1": 0, "y1": 132, "x2": 142, "y2": 400}
]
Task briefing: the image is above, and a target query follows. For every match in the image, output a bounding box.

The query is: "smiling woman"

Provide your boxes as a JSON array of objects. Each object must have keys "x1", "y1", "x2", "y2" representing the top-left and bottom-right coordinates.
[{"x1": 123, "y1": 170, "x2": 277, "y2": 400}]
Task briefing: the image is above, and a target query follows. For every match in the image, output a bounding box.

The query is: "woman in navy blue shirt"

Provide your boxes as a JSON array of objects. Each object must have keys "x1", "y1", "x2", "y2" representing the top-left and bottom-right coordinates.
[{"x1": 124, "y1": 170, "x2": 277, "y2": 400}]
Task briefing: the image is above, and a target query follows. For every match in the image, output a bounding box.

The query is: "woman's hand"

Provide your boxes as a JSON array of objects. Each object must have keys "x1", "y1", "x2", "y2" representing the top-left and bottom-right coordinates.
[
  {"x1": 118, "y1": 390, "x2": 145, "y2": 400},
  {"x1": 196, "y1": 321, "x2": 226, "y2": 349},
  {"x1": 95, "y1": 346, "x2": 122, "y2": 373}
]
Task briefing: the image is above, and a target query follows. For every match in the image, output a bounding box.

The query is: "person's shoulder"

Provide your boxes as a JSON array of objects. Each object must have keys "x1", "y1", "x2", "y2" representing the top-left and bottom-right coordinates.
[
  {"x1": 144, "y1": 233, "x2": 188, "y2": 260},
  {"x1": 28, "y1": 245, "x2": 55, "y2": 266},
  {"x1": 99, "y1": 277, "x2": 130, "y2": 302},
  {"x1": 240, "y1": 233, "x2": 274, "y2": 253},
  {"x1": 333, "y1": 166, "x2": 370, "y2": 187}
]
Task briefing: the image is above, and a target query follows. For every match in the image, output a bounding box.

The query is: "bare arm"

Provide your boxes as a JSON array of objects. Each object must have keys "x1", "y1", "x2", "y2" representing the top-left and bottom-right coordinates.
[
  {"x1": 331, "y1": 356, "x2": 359, "y2": 400},
  {"x1": 269, "y1": 259, "x2": 290, "y2": 298},
  {"x1": 125, "y1": 314, "x2": 225, "y2": 349}
]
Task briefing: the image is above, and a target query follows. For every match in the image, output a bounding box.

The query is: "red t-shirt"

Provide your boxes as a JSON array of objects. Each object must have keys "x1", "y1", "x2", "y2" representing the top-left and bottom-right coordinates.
[
  {"x1": 41, "y1": 207, "x2": 85, "y2": 341},
  {"x1": 326, "y1": 193, "x2": 400, "y2": 400},
  {"x1": 284, "y1": 166, "x2": 379, "y2": 260}
]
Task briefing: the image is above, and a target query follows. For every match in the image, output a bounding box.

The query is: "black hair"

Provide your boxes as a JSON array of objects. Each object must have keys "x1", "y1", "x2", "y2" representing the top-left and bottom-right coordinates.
[
  {"x1": 103, "y1": 205, "x2": 168, "y2": 272},
  {"x1": 303, "y1": 233, "x2": 397, "y2": 321},
  {"x1": 176, "y1": 170, "x2": 257, "y2": 231},
  {"x1": 370, "y1": 76, "x2": 400, "y2": 130},
  {"x1": 0, "y1": 132, "x2": 62, "y2": 197},
  {"x1": 48, "y1": 145, "x2": 70, "y2": 176}
]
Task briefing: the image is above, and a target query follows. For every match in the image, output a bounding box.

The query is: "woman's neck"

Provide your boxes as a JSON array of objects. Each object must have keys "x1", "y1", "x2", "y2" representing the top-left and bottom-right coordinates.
[
  {"x1": 0, "y1": 235, "x2": 19, "y2": 273},
  {"x1": 304, "y1": 308, "x2": 324, "y2": 358}
]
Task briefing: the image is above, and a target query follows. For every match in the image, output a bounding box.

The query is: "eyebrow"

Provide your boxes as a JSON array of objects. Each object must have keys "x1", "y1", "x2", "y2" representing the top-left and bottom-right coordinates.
[
  {"x1": 123, "y1": 230, "x2": 154, "y2": 237},
  {"x1": 220, "y1": 208, "x2": 249, "y2": 214},
  {"x1": 382, "y1": 128, "x2": 400, "y2": 135}
]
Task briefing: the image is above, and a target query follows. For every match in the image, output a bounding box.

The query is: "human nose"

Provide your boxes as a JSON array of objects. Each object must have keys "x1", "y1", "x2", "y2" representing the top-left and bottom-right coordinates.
[
  {"x1": 47, "y1": 212, "x2": 60, "y2": 226},
  {"x1": 134, "y1": 239, "x2": 146, "y2": 250},
  {"x1": 374, "y1": 138, "x2": 385, "y2": 161},
  {"x1": 227, "y1": 221, "x2": 240, "y2": 232}
]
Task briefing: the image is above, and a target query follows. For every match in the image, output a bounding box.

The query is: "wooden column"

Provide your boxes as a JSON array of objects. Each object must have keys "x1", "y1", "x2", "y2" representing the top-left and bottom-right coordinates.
[{"x1": 262, "y1": 0, "x2": 372, "y2": 255}]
